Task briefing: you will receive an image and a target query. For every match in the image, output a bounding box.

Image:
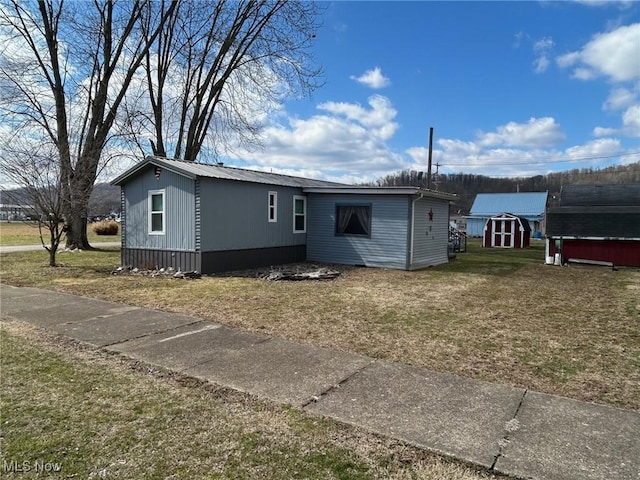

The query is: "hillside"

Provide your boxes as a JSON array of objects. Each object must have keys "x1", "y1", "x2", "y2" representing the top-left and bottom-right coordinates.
[
  {"x1": 4, "y1": 162, "x2": 639, "y2": 217},
  {"x1": 373, "y1": 162, "x2": 640, "y2": 214}
]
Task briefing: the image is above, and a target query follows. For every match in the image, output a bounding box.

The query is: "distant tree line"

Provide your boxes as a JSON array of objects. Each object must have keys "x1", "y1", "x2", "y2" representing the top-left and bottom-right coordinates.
[{"x1": 371, "y1": 162, "x2": 640, "y2": 214}]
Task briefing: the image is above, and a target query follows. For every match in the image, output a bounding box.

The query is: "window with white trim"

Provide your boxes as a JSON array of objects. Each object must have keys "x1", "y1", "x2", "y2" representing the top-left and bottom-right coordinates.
[
  {"x1": 268, "y1": 191, "x2": 277, "y2": 222},
  {"x1": 148, "y1": 189, "x2": 165, "y2": 235},
  {"x1": 293, "y1": 195, "x2": 306, "y2": 233}
]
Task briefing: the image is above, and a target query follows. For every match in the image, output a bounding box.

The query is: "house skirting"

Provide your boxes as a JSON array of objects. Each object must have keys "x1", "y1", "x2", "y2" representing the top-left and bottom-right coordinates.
[
  {"x1": 200, "y1": 245, "x2": 306, "y2": 273},
  {"x1": 122, "y1": 248, "x2": 201, "y2": 272},
  {"x1": 122, "y1": 245, "x2": 306, "y2": 274}
]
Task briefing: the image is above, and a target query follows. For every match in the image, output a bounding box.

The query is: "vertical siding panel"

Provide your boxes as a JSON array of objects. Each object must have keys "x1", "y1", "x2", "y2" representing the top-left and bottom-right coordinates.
[
  {"x1": 122, "y1": 167, "x2": 195, "y2": 251},
  {"x1": 195, "y1": 179, "x2": 201, "y2": 251},
  {"x1": 119, "y1": 188, "x2": 126, "y2": 249},
  {"x1": 199, "y1": 179, "x2": 304, "y2": 251}
]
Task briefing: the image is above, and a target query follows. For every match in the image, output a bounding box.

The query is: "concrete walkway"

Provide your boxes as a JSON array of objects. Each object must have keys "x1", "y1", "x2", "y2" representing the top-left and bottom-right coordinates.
[{"x1": 1, "y1": 284, "x2": 638, "y2": 480}]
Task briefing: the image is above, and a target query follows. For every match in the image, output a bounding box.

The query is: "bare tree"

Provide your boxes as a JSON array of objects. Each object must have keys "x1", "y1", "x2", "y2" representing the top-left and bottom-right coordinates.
[
  {"x1": 126, "y1": 0, "x2": 322, "y2": 162},
  {"x1": 0, "y1": 138, "x2": 66, "y2": 266},
  {"x1": 0, "y1": 0, "x2": 176, "y2": 249}
]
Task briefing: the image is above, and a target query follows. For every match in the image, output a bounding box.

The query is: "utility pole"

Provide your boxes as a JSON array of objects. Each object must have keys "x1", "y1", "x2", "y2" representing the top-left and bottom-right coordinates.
[
  {"x1": 427, "y1": 127, "x2": 433, "y2": 189},
  {"x1": 434, "y1": 162, "x2": 441, "y2": 191}
]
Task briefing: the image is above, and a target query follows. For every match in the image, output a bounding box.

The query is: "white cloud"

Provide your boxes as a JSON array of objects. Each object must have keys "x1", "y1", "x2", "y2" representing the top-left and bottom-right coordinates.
[
  {"x1": 318, "y1": 95, "x2": 398, "y2": 140},
  {"x1": 564, "y1": 138, "x2": 623, "y2": 158},
  {"x1": 532, "y1": 37, "x2": 555, "y2": 74},
  {"x1": 603, "y1": 86, "x2": 638, "y2": 111},
  {"x1": 350, "y1": 67, "x2": 391, "y2": 89},
  {"x1": 593, "y1": 126, "x2": 618, "y2": 137},
  {"x1": 430, "y1": 134, "x2": 629, "y2": 178},
  {"x1": 621, "y1": 104, "x2": 640, "y2": 136},
  {"x1": 477, "y1": 117, "x2": 566, "y2": 148},
  {"x1": 571, "y1": 0, "x2": 635, "y2": 8},
  {"x1": 225, "y1": 94, "x2": 404, "y2": 182},
  {"x1": 556, "y1": 23, "x2": 640, "y2": 82}
]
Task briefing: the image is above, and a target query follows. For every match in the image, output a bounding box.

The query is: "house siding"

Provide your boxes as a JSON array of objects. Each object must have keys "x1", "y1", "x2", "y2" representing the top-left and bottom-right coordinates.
[
  {"x1": 198, "y1": 178, "x2": 305, "y2": 251},
  {"x1": 122, "y1": 167, "x2": 196, "y2": 251},
  {"x1": 409, "y1": 196, "x2": 450, "y2": 269},
  {"x1": 306, "y1": 193, "x2": 409, "y2": 269},
  {"x1": 466, "y1": 217, "x2": 486, "y2": 237}
]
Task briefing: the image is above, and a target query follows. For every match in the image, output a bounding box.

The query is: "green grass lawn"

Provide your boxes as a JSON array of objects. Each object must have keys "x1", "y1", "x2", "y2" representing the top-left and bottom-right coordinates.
[
  {"x1": 0, "y1": 321, "x2": 501, "y2": 480},
  {"x1": 1, "y1": 240, "x2": 638, "y2": 411},
  {"x1": 0, "y1": 221, "x2": 120, "y2": 246}
]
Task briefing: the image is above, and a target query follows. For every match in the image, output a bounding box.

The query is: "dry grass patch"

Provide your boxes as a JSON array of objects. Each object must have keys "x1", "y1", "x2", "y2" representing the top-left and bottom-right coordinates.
[
  {"x1": 0, "y1": 321, "x2": 503, "y2": 480},
  {"x1": 0, "y1": 221, "x2": 120, "y2": 246},
  {"x1": 1, "y1": 242, "x2": 638, "y2": 410}
]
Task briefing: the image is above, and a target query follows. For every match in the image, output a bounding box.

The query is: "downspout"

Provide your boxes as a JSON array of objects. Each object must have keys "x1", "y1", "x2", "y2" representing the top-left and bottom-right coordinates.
[{"x1": 409, "y1": 193, "x2": 424, "y2": 269}]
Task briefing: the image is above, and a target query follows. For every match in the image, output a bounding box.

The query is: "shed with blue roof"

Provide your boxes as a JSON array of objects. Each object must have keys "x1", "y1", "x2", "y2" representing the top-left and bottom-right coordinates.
[{"x1": 465, "y1": 192, "x2": 548, "y2": 237}]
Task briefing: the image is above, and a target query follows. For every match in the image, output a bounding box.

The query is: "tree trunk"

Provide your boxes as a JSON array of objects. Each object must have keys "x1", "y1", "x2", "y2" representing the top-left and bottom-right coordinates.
[
  {"x1": 65, "y1": 200, "x2": 91, "y2": 250},
  {"x1": 48, "y1": 247, "x2": 57, "y2": 267}
]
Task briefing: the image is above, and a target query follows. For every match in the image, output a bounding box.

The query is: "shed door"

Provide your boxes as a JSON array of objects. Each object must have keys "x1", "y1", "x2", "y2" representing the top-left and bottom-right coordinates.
[{"x1": 493, "y1": 219, "x2": 513, "y2": 247}]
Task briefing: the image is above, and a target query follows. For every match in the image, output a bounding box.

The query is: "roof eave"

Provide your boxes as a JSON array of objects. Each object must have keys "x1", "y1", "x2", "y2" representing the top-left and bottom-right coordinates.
[
  {"x1": 303, "y1": 186, "x2": 456, "y2": 200},
  {"x1": 111, "y1": 156, "x2": 197, "y2": 186}
]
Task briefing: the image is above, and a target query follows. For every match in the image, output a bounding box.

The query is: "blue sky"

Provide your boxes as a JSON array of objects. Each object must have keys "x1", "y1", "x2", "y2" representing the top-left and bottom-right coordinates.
[{"x1": 227, "y1": 0, "x2": 640, "y2": 183}]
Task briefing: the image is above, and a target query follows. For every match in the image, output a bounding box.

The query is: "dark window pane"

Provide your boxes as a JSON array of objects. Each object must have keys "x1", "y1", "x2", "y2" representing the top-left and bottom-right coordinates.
[
  {"x1": 151, "y1": 213, "x2": 163, "y2": 232},
  {"x1": 151, "y1": 194, "x2": 163, "y2": 212},
  {"x1": 336, "y1": 205, "x2": 371, "y2": 236},
  {"x1": 295, "y1": 215, "x2": 305, "y2": 231}
]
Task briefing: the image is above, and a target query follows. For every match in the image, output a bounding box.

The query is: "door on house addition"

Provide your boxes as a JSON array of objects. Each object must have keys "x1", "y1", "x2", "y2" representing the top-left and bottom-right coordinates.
[{"x1": 493, "y1": 219, "x2": 514, "y2": 247}]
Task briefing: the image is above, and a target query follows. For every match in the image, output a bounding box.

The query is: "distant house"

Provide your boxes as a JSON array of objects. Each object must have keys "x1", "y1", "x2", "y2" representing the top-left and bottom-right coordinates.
[
  {"x1": 482, "y1": 213, "x2": 531, "y2": 248},
  {"x1": 546, "y1": 184, "x2": 640, "y2": 267},
  {"x1": 465, "y1": 192, "x2": 548, "y2": 237},
  {"x1": 111, "y1": 156, "x2": 456, "y2": 273}
]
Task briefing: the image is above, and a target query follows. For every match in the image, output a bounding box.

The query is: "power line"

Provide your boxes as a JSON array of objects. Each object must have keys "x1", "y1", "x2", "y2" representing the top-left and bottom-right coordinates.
[{"x1": 442, "y1": 150, "x2": 640, "y2": 167}]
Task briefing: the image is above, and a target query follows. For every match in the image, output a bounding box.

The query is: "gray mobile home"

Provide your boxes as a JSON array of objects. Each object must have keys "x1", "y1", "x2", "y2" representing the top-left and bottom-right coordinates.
[{"x1": 112, "y1": 157, "x2": 455, "y2": 273}]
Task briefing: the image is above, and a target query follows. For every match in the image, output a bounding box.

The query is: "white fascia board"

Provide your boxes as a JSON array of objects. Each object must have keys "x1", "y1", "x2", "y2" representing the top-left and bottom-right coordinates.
[
  {"x1": 303, "y1": 186, "x2": 455, "y2": 200},
  {"x1": 546, "y1": 235, "x2": 640, "y2": 241}
]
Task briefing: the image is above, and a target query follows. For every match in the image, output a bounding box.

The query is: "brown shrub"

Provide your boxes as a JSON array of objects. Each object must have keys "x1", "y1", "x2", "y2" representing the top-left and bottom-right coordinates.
[{"x1": 92, "y1": 220, "x2": 119, "y2": 235}]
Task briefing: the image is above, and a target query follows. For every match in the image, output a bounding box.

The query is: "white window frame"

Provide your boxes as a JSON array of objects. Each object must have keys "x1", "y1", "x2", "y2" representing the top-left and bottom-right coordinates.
[
  {"x1": 148, "y1": 189, "x2": 165, "y2": 235},
  {"x1": 268, "y1": 191, "x2": 278, "y2": 223},
  {"x1": 293, "y1": 195, "x2": 306, "y2": 233}
]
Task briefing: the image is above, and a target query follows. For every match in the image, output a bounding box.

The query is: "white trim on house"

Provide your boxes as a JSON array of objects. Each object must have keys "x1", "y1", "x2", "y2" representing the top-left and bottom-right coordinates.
[
  {"x1": 303, "y1": 186, "x2": 455, "y2": 201},
  {"x1": 546, "y1": 235, "x2": 640, "y2": 241},
  {"x1": 293, "y1": 195, "x2": 306, "y2": 233},
  {"x1": 268, "y1": 191, "x2": 277, "y2": 223},
  {"x1": 148, "y1": 189, "x2": 165, "y2": 235}
]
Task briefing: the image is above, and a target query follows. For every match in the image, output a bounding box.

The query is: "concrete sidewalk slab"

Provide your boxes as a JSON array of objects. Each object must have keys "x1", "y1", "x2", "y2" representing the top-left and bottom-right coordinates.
[
  {"x1": 306, "y1": 360, "x2": 526, "y2": 469},
  {"x1": 106, "y1": 322, "x2": 267, "y2": 370},
  {"x1": 46, "y1": 309, "x2": 202, "y2": 347},
  {"x1": 6, "y1": 298, "x2": 140, "y2": 327},
  {"x1": 1, "y1": 286, "x2": 80, "y2": 315},
  {"x1": 496, "y1": 391, "x2": 640, "y2": 480},
  {"x1": 3, "y1": 285, "x2": 640, "y2": 479},
  {"x1": 183, "y1": 337, "x2": 373, "y2": 407}
]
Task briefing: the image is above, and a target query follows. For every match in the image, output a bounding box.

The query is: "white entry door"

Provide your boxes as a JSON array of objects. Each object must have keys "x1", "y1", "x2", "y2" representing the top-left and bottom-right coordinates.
[{"x1": 493, "y1": 219, "x2": 514, "y2": 247}]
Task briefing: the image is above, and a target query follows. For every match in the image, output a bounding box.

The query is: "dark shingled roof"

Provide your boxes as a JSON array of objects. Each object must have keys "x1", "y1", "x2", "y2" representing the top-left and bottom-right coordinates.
[
  {"x1": 547, "y1": 184, "x2": 640, "y2": 238},
  {"x1": 558, "y1": 184, "x2": 640, "y2": 207}
]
